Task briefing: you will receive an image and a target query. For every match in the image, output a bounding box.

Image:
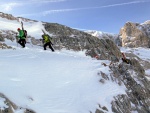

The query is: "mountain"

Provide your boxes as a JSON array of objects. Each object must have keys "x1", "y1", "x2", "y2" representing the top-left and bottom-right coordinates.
[
  {"x1": 120, "y1": 21, "x2": 150, "y2": 48},
  {"x1": 85, "y1": 30, "x2": 122, "y2": 46},
  {"x1": 86, "y1": 20, "x2": 150, "y2": 48},
  {"x1": 0, "y1": 12, "x2": 150, "y2": 113},
  {"x1": 85, "y1": 30, "x2": 117, "y2": 40}
]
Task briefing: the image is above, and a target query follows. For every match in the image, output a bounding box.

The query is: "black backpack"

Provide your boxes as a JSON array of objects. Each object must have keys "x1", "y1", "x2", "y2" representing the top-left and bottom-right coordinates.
[{"x1": 23, "y1": 30, "x2": 27, "y2": 38}]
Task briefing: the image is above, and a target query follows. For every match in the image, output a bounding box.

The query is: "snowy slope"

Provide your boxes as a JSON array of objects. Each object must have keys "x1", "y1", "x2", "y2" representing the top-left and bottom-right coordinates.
[{"x1": 0, "y1": 39, "x2": 126, "y2": 113}]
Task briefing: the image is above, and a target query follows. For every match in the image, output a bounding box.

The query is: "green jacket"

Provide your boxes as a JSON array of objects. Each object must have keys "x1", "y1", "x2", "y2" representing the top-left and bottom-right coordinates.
[
  {"x1": 18, "y1": 30, "x2": 25, "y2": 39},
  {"x1": 42, "y1": 34, "x2": 51, "y2": 43}
]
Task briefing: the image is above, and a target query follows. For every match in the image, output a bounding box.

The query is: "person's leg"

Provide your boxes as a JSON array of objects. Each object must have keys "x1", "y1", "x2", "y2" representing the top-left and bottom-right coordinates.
[
  {"x1": 49, "y1": 43, "x2": 54, "y2": 52},
  {"x1": 18, "y1": 39, "x2": 23, "y2": 47},
  {"x1": 44, "y1": 43, "x2": 48, "y2": 50},
  {"x1": 22, "y1": 39, "x2": 25, "y2": 48},
  {"x1": 18, "y1": 39, "x2": 21, "y2": 44}
]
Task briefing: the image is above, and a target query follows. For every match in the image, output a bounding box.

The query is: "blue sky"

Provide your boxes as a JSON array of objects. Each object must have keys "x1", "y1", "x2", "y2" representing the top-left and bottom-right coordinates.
[{"x1": 0, "y1": 0, "x2": 150, "y2": 33}]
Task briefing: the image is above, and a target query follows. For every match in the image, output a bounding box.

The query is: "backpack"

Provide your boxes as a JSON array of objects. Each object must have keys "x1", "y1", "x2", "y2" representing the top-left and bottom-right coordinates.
[
  {"x1": 47, "y1": 34, "x2": 52, "y2": 40},
  {"x1": 42, "y1": 34, "x2": 52, "y2": 43},
  {"x1": 23, "y1": 30, "x2": 27, "y2": 38}
]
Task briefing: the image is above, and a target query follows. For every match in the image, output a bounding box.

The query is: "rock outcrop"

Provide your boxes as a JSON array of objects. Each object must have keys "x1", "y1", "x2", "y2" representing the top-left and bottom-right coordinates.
[
  {"x1": 97, "y1": 58, "x2": 150, "y2": 113},
  {"x1": 0, "y1": 12, "x2": 37, "y2": 22},
  {"x1": 0, "y1": 12, "x2": 18, "y2": 21},
  {"x1": 0, "y1": 30, "x2": 16, "y2": 49},
  {"x1": 120, "y1": 21, "x2": 150, "y2": 48},
  {"x1": 111, "y1": 60, "x2": 150, "y2": 113},
  {"x1": 0, "y1": 93, "x2": 35, "y2": 113},
  {"x1": 0, "y1": 42, "x2": 12, "y2": 49}
]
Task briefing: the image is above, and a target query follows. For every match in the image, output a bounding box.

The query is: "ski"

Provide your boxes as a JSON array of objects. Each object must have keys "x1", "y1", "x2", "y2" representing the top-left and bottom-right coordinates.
[
  {"x1": 21, "y1": 21, "x2": 33, "y2": 47},
  {"x1": 21, "y1": 21, "x2": 27, "y2": 42},
  {"x1": 42, "y1": 29, "x2": 46, "y2": 35}
]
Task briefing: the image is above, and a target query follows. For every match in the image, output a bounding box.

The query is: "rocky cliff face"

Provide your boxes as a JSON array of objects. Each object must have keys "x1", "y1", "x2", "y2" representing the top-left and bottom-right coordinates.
[
  {"x1": 120, "y1": 21, "x2": 150, "y2": 48},
  {"x1": 110, "y1": 60, "x2": 150, "y2": 113},
  {"x1": 42, "y1": 23, "x2": 121, "y2": 60},
  {"x1": 95, "y1": 57, "x2": 150, "y2": 113}
]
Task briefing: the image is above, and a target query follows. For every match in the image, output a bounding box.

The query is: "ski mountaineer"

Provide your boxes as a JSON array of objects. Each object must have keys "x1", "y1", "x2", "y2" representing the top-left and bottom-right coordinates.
[
  {"x1": 121, "y1": 52, "x2": 131, "y2": 65},
  {"x1": 41, "y1": 34, "x2": 54, "y2": 51},
  {"x1": 17, "y1": 28, "x2": 26, "y2": 48}
]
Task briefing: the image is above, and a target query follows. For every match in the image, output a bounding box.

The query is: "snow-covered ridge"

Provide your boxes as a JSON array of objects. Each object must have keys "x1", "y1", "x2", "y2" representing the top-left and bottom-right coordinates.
[
  {"x1": 142, "y1": 20, "x2": 150, "y2": 25},
  {"x1": 85, "y1": 30, "x2": 122, "y2": 46},
  {"x1": 85, "y1": 30, "x2": 117, "y2": 39}
]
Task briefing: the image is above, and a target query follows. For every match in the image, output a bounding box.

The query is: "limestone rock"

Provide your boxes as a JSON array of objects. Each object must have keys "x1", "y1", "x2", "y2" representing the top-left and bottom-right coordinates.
[
  {"x1": 110, "y1": 60, "x2": 150, "y2": 113},
  {"x1": 95, "y1": 109, "x2": 104, "y2": 113},
  {"x1": 0, "y1": 42, "x2": 12, "y2": 49},
  {"x1": 0, "y1": 93, "x2": 35, "y2": 113},
  {"x1": 120, "y1": 21, "x2": 150, "y2": 48}
]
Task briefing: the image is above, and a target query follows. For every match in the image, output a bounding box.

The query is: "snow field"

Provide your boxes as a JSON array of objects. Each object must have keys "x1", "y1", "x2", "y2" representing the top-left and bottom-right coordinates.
[{"x1": 0, "y1": 47, "x2": 126, "y2": 113}]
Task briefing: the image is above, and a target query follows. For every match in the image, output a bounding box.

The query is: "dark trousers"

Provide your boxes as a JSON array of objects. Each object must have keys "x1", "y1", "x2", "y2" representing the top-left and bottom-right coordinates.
[
  {"x1": 44, "y1": 42, "x2": 54, "y2": 51},
  {"x1": 18, "y1": 39, "x2": 26, "y2": 48}
]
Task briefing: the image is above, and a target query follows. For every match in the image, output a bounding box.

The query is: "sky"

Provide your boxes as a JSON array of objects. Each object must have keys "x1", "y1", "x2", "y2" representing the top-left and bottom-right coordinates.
[{"x1": 0, "y1": 0, "x2": 150, "y2": 33}]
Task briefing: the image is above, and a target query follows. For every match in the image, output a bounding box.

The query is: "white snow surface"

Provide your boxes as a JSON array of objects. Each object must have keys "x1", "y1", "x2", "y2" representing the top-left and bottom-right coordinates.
[{"x1": 0, "y1": 40, "x2": 126, "y2": 113}]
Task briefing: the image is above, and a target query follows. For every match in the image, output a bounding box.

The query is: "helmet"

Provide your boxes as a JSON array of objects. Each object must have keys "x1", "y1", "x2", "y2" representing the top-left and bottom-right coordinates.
[{"x1": 17, "y1": 28, "x2": 20, "y2": 31}]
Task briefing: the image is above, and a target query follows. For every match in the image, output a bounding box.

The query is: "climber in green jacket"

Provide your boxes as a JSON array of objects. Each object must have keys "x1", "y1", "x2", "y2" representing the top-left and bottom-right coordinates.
[
  {"x1": 17, "y1": 28, "x2": 26, "y2": 48},
  {"x1": 41, "y1": 34, "x2": 54, "y2": 51}
]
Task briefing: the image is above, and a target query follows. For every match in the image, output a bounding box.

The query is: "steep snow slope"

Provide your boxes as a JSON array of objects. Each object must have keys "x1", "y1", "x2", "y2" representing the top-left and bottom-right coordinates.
[{"x1": 0, "y1": 41, "x2": 126, "y2": 113}]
